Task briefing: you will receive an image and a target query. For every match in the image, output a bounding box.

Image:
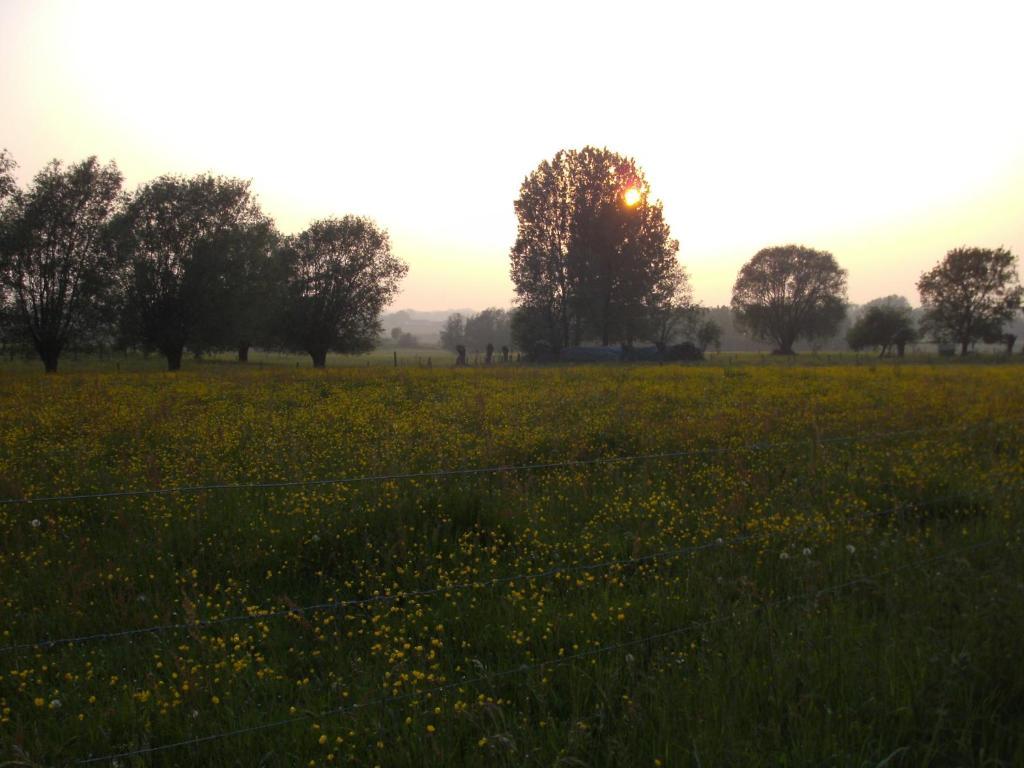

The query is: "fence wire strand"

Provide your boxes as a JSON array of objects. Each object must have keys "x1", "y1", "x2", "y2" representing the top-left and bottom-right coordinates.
[
  {"x1": 1, "y1": 487, "x2": 989, "y2": 656},
  {"x1": 73, "y1": 539, "x2": 999, "y2": 765}
]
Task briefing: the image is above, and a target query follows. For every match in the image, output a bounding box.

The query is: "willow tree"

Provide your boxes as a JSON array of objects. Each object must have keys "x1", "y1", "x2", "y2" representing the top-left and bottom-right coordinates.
[
  {"x1": 0, "y1": 156, "x2": 122, "y2": 372},
  {"x1": 510, "y1": 146, "x2": 681, "y2": 349},
  {"x1": 731, "y1": 245, "x2": 848, "y2": 354},
  {"x1": 278, "y1": 217, "x2": 407, "y2": 368},
  {"x1": 112, "y1": 174, "x2": 274, "y2": 370},
  {"x1": 917, "y1": 247, "x2": 1021, "y2": 355}
]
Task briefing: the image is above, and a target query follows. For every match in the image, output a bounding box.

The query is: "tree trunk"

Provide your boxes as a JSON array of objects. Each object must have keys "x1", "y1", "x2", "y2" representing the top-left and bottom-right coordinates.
[
  {"x1": 165, "y1": 345, "x2": 184, "y2": 371},
  {"x1": 960, "y1": 339, "x2": 969, "y2": 356},
  {"x1": 310, "y1": 348, "x2": 328, "y2": 368},
  {"x1": 39, "y1": 346, "x2": 60, "y2": 373},
  {"x1": 238, "y1": 343, "x2": 250, "y2": 363}
]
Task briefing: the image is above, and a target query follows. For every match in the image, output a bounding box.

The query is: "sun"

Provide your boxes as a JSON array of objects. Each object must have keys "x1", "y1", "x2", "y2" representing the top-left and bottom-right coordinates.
[{"x1": 623, "y1": 187, "x2": 641, "y2": 207}]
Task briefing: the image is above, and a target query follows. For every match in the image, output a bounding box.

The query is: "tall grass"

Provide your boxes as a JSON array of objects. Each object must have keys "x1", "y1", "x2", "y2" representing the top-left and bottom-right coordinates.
[{"x1": 0, "y1": 363, "x2": 1022, "y2": 766}]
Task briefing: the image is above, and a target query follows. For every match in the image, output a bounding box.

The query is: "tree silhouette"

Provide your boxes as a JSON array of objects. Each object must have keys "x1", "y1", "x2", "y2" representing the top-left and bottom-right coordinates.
[
  {"x1": 917, "y1": 246, "x2": 1021, "y2": 356},
  {"x1": 440, "y1": 313, "x2": 465, "y2": 351},
  {"x1": 0, "y1": 149, "x2": 16, "y2": 203},
  {"x1": 463, "y1": 308, "x2": 511, "y2": 352},
  {"x1": 846, "y1": 299, "x2": 917, "y2": 357},
  {"x1": 112, "y1": 174, "x2": 272, "y2": 370},
  {"x1": 0, "y1": 157, "x2": 122, "y2": 372},
  {"x1": 0, "y1": 150, "x2": 18, "y2": 356},
  {"x1": 731, "y1": 245, "x2": 847, "y2": 354},
  {"x1": 510, "y1": 147, "x2": 681, "y2": 348},
  {"x1": 220, "y1": 222, "x2": 283, "y2": 362},
  {"x1": 278, "y1": 217, "x2": 407, "y2": 368}
]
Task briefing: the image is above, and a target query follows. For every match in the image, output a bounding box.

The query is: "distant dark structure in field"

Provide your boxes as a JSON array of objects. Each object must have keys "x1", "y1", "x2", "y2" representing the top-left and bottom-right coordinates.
[{"x1": 555, "y1": 343, "x2": 703, "y2": 364}]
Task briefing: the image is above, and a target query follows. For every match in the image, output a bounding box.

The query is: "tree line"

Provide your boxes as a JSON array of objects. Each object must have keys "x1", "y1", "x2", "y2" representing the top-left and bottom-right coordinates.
[
  {"x1": 508, "y1": 147, "x2": 1022, "y2": 359},
  {"x1": 3, "y1": 146, "x2": 1021, "y2": 372},
  {"x1": 0, "y1": 151, "x2": 407, "y2": 371}
]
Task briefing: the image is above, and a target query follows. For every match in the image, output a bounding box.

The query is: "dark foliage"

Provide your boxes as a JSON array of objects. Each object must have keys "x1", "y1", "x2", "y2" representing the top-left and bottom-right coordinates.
[
  {"x1": 510, "y1": 146, "x2": 682, "y2": 349},
  {"x1": 917, "y1": 247, "x2": 1021, "y2": 355},
  {"x1": 846, "y1": 297, "x2": 918, "y2": 356},
  {"x1": 0, "y1": 156, "x2": 122, "y2": 372},
  {"x1": 111, "y1": 174, "x2": 274, "y2": 370},
  {"x1": 277, "y1": 217, "x2": 407, "y2": 368},
  {"x1": 731, "y1": 244, "x2": 848, "y2": 354}
]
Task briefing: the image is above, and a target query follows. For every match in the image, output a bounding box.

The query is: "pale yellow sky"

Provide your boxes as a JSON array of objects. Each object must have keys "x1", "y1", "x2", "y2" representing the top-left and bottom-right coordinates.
[{"x1": 1, "y1": 0, "x2": 1022, "y2": 310}]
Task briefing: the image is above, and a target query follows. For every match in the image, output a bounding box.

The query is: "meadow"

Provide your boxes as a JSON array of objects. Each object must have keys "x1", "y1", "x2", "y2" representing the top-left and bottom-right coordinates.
[{"x1": 1, "y1": 361, "x2": 1023, "y2": 767}]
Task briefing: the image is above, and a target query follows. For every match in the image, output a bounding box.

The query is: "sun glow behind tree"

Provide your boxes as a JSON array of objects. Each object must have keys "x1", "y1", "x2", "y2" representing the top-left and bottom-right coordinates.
[{"x1": 1, "y1": 0, "x2": 1022, "y2": 309}]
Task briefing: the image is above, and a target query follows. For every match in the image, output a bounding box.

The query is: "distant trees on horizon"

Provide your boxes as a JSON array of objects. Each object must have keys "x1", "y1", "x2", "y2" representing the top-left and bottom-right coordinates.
[{"x1": 2, "y1": 146, "x2": 1022, "y2": 371}]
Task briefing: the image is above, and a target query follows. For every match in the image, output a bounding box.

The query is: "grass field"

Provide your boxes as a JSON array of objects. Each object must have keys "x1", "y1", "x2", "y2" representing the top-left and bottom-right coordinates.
[{"x1": 1, "y1": 362, "x2": 1023, "y2": 766}]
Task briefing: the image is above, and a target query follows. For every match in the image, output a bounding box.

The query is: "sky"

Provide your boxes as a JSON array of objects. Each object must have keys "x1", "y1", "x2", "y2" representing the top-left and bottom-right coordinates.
[{"x1": 1, "y1": 0, "x2": 1022, "y2": 311}]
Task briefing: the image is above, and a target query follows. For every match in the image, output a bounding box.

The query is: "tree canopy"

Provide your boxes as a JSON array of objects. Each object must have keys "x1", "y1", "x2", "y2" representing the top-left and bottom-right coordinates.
[
  {"x1": 111, "y1": 174, "x2": 273, "y2": 370},
  {"x1": 441, "y1": 308, "x2": 512, "y2": 353},
  {"x1": 0, "y1": 149, "x2": 16, "y2": 204},
  {"x1": 846, "y1": 298, "x2": 917, "y2": 356},
  {"x1": 510, "y1": 146, "x2": 682, "y2": 349},
  {"x1": 917, "y1": 246, "x2": 1021, "y2": 355},
  {"x1": 0, "y1": 156, "x2": 123, "y2": 372},
  {"x1": 731, "y1": 245, "x2": 848, "y2": 354},
  {"x1": 278, "y1": 216, "x2": 407, "y2": 368}
]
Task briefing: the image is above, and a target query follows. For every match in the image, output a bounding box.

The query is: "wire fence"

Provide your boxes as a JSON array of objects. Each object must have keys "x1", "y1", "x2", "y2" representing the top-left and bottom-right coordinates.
[
  {"x1": 3, "y1": 416, "x2": 1017, "y2": 654},
  {"x1": 0, "y1": 487, "x2": 992, "y2": 656},
  {"x1": 3, "y1": 415, "x2": 1019, "y2": 763},
  {"x1": 73, "y1": 539, "x2": 1000, "y2": 765}
]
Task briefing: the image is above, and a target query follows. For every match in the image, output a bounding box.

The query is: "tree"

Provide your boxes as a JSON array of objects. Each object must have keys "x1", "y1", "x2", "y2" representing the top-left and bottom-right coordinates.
[
  {"x1": 731, "y1": 245, "x2": 848, "y2": 354},
  {"x1": 0, "y1": 156, "x2": 122, "y2": 372},
  {"x1": 464, "y1": 307, "x2": 511, "y2": 352},
  {"x1": 648, "y1": 274, "x2": 699, "y2": 348},
  {"x1": 917, "y1": 246, "x2": 1022, "y2": 356},
  {"x1": 278, "y1": 216, "x2": 407, "y2": 368},
  {"x1": 390, "y1": 327, "x2": 403, "y2": 341},
  {"x1": 0, "y1": 149, "x2": 16, "y2": 204},
  {"x1": 221, "y1": 223, "x2": 283, "y2": 362},
  {"x1": 510, "y1": 146, "x2": 682, "y2": 349},
  {"x1": 695, "y1": 318, "x2": 722, "y2": 354},
  {"x1": 112, "y1": 174, "x2": 272, "y2": 370},
  {"x1": 0, "y1": 151, "x2": 18, "y2": 356},
  {"x1": 846, "y1": 299, "x2": 918, "y2": 357},
  {"x1": 440, "y1": 313, "x2": 465, "y2": 351},
  {"x1": 510, "y1": 303, "x2": 557, "y2": 360}
]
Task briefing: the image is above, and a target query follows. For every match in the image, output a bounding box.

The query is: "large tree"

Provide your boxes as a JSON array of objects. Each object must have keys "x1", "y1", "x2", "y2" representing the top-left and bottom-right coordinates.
[
  {"x1": 510, "y1": 146, "x2": 681, "y2": 348},
  {"x1": 279, "y1": 217, "x2": 407, "y2": 368},
  {"x1": 0, "y1": 156, "x2": 122, "y2": 372},
  {"x1": 731, "y1": 245, "x2": 848, "y2": 354},
  {"x1": 112, "y1": 175, "x2": 273, "y2": 370},
  {"x1": 917, "y1": 246, "x2": 1021, "y2": 356}
]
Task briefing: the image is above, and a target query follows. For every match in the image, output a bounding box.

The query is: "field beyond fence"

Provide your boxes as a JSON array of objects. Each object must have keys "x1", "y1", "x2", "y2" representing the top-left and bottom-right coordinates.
[{"x1": 1, "y1": 363, "x2": 1023, "y2": 767}]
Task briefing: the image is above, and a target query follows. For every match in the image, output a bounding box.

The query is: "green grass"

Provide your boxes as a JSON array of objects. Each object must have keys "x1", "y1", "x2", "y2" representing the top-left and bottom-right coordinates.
[{"x1": 0, "y1": 363, "x2": 1022, "y2": 766}]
